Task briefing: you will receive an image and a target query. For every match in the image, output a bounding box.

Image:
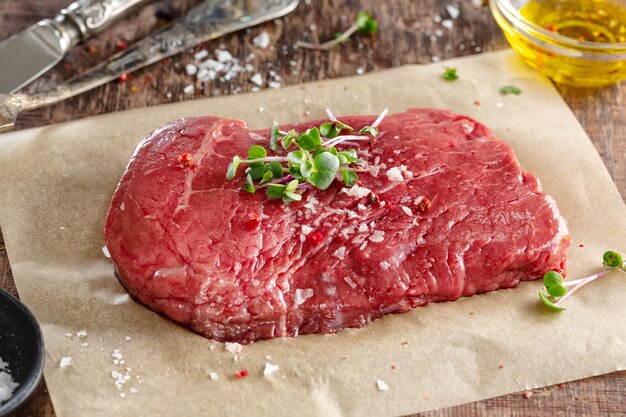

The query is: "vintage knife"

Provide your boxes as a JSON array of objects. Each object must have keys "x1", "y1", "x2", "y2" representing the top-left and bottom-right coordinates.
[
  {"x1": 0, "y1": 0, "x2": 300, "y2": 132},
  {"x1": 0, "y1": 0, "x2": 155, "y2": 94}
]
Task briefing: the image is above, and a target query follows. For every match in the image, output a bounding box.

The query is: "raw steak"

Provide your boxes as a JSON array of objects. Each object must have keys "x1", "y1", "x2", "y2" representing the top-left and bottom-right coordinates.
[{"x1": 104, "y1": 109, "x2": 570, "y2": 343}]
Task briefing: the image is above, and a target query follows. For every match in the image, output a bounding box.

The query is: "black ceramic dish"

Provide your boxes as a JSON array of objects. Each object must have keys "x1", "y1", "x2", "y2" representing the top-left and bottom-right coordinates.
[{"x1": 0, "y1": 289, "x2": 44, "y2": 417}]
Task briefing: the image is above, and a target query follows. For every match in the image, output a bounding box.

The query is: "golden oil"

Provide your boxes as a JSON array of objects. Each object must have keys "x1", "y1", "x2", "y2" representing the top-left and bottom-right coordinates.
[
  {"x1": 490, "y1": 0, "x2": 626, "y2": 87},
  {"x1": 521, "y1": 0, "x2": 626, "y2": 43}
]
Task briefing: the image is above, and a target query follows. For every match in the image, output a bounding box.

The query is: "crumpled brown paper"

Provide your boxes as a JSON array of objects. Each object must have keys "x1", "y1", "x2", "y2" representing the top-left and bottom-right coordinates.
[{"x1": 0, "y1": 50, "x2": 624, "y2": 417}]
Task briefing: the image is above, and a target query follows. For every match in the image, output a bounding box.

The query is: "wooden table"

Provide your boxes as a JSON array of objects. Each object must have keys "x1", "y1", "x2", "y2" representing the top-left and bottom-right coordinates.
[{"x1": 1, "y1": 1, "x2": 624, "y2": 416}]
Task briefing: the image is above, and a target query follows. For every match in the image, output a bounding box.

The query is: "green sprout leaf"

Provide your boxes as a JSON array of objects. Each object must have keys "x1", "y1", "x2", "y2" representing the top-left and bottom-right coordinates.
[
  {"x1": 603, "y1": 250, "x2": 623, "y2": 269},
  {"x1": 341, "y1": 168, "x2": 359, "y2": 186},
  {"x1": 267, "y1": 183, "x2": 286, "y2": 199},
  {"x1": 308, "y1": 152, "x2": 340, "y2": 190},
  {"x1": 281, "y1": 129, "x2": 297, "y2": 150},
  {"x1": 266, "y1": 162, "x2": 283, "y2": 179},
  {"x1": 355, "y1": 11, "x2": 378, "y2": 35},
  {"x1": 226, "y1": 156, "x2": 242, "y2": 180},
  {"x1": 359, "y1": 126, "x2": 378, "y2": 136},
  {"x1": 500, "y1": 85, "x2": 522, "y2": 95},
  {"x1": 247, "y1": 164, "x2": 266, "y2": 180},
  {"x1": 285, "y1": 179, "x2": 299, "y2": 193},
  {"x1": 320, "y1": 122, "x2": 341, "y2": 139},
  {"x1": 259, "y1": 170, "x2": 274, "y2": 185},
  {"x1": 242, "y1": 174, "x2": 256, "y2": 193},
  {"x1": 300, "y1": 160, "x2": 313, "y2": 177},
  {"x1": 339, "y1": 149, "x2": 358, "y2": 163},
  {"x1": 539, "y1": 291, "x2": 567, "y2": 311},
  {"x1": 270, "y1": 122, "x2": 281, "y2": 151},
  {"x1": 442, "y1": 68, "x2": 458, "y2": 81},
  {"x1": 543, "y1": 271, "x2": 563, "y2": 288},
  {"x1": 288, "y1": 151, "x2": 306, "y2": 165},
  {"x1": 296, "y1": 128, "x2": 322, "y2": 151},
  {"x1": 248, "y1": 145, "x2": 267, "y2": 161},
  {"x1": 284, "y1": 191, "x2": 302, "y2": 202}
]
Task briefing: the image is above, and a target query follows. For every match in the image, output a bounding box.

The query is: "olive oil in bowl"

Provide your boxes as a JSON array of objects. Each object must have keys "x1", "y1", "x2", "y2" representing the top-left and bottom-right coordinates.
[{"x1": 490, "y1": 0, "x2": 626, "y2": 86}]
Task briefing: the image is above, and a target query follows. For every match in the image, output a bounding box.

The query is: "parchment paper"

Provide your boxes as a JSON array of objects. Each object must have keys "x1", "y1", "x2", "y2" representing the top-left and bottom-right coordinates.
[{"x1": 0, "y1": 50, "x2": 624, "y2": 417}]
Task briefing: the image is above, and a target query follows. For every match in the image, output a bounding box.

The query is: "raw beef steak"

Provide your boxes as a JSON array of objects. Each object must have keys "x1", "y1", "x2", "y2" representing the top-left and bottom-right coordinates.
[{"x1": 104, "y1": 109, "x2": 570, "y2": 343}]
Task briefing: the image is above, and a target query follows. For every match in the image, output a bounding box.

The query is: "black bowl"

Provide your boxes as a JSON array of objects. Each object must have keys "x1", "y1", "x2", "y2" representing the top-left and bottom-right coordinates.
[{"x1": 0, "y1": 289, "x2": 44, "y2": 417}]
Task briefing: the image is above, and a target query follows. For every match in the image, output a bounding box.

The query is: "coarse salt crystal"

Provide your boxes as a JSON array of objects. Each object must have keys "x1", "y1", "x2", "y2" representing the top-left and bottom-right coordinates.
[
  {"x1": 434, "y1": 14, "x2": 442, "y2": 23},
  {"x1": 0, "y1": 358, "x2": 19, "y2": 403},
  {"x1": 130, "y1": 388, "x2": 138, "y2": 394},
  {"x1": 263, "y1": 363, "x2": 279, "y2": 376},
  {"x1": 76, "y1": 330, "x2": 88, "y2": 337},
  {"x1": 209, "y1": 372, "x2": 218, "y2": 380},
  {"x1": 60, "y1": 357, "x2": 72, "y2": 368},
  {"x1": 357, "y1": 203, "x2": 367, "y2": 211},
  {"x1": 113, "y1": 293, "x2": 130, "y2": 305},
  {"x1": 447, "y1": 4, "x2": 460, "y2": 19},
  {"x1": 183, "y1": 84, "x2": 194, "y2": 94},
  {"x1": 369, "y1": 230, "x2": 385, "y2": 243},
  {"x1": 341, "y1": 184, "x2": 371, "y2": 198},
  {"x1": 268, "y1": 81, "x2": 281, "y2": 89},
  {"x1": 441, "y1": 19, "x2": 454, "y2": 29},
  {"x1": 401, "y1": 206, "x2": 413, "y2": 216},
  {"x1": 225, "y1": 342, "x2": 243, "y2": 354},
  {"x1": 215, "y1": 49, "x2": 233, "y2": 63},
  {"x1": 358, "y1": 223, "x2": 369, "y2": 233},
  {"x1": 250, "y1": 73, "x2": 263, "y2": 86},
  {"x1": 380, "y1": 261, "x2": 391, "y2": 270},
  {"x1": 125, "y1": 336, "x2": 132, "y2": 341},
  {"x1": 496, "y1": 102, "x2": 504, "y2": 109},
  {"x1": 356, "y1": 67, "x2": 365, "y2": 75},
  {"x1": 301, "y1": 225, "x2": 313, "y2": 235},
  {"x1": 193, "y1": 50, "x2": 209, "y2": 60},
  {"x1": 102, "y1": 246, "x2": 111, "y2": 258},
  {"x1": 294, "y1": 288, "x2": 314, "y2": 305},
  {"x1": 376, "y1": 379, "x2": 390, "y2": 391},
  {"x1": 253, "y1": 31, "x2": 271, "y2": 49},
  {"x1": 344, "y1": 276, "x2": 357, "y2": 289},
  {"x1": 332, "y1": 246, "x2": 347, "y2": 260},
  {"x1": 386, "y1": 167, "x2": 404, "y2": 181},
  {"x1": 185, "y1": 64, "x2": 198, "y2": 75}
]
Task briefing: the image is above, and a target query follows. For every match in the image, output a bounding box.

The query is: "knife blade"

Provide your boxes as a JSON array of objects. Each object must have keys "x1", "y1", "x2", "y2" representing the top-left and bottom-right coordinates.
[
  {"x1": 0, "y1": 0, "x2": 300, "y2": 133},
  {"x1": 0, "y1": 0, "x2": 155, "y2": 94}
]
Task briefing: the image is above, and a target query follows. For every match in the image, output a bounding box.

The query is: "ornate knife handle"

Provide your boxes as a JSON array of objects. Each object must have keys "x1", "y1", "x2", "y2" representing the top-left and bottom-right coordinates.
[{"x1": 54, "y1": 0, "x2": 154, "y2": 45}]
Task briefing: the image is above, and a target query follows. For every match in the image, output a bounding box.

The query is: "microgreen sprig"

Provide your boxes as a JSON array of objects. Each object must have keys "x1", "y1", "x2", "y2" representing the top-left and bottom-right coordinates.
[
  {"x1": 226, "y1": 108, "x2": 389, "y2": 202},
  {"x1": 538, "y1": 250, "x2": 625, "y2": 311},
  {"x1": 295, "y1": 12, "x2": 378, "y2": 51}
]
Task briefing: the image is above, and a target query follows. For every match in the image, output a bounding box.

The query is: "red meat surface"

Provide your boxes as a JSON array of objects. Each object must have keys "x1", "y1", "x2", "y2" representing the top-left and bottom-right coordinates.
[{"x1": 104, "y1": 109, "x2": 570, "y2": 343}]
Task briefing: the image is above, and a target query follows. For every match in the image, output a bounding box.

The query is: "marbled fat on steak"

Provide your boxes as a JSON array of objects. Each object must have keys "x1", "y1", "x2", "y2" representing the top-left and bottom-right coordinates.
[{"x1": 104, "y1": 109, "x2": 570, "y2": 343}]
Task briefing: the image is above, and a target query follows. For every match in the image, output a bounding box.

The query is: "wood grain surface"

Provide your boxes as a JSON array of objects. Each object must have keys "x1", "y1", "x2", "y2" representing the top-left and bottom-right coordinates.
[{"x1": 1, "y1": 0, "x2": 624, "y2": 416}]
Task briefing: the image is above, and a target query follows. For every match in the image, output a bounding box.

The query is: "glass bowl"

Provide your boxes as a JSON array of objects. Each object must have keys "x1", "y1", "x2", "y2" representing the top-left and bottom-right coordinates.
[{"x1": 490, "y1": 0, "x2": 626, "y2": 87}]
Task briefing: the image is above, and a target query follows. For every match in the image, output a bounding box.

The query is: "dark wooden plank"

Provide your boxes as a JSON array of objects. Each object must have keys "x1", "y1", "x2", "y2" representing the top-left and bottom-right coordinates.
[{"x1": 0, "y1": 1, "x2": 624, "y2": 416}]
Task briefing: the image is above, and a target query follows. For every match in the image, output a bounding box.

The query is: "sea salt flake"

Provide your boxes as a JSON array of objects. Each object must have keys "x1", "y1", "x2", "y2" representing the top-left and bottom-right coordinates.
[
  {"x1": 386, "y1": 167, "x2": 404, "y2": 181},
  {"x1": 369, "y1": 230, "x2": 385, "y2": 243},
  {"x1": 183, "y1": 84, "x2": 194, "y2": 94},
  {"x1": 250, "y1": 73, "x2": 263, "y2": 86},
  {"x1": 113, "y1": 293, "x2": 130, "y2": 305},
  {"x1": 263, "y1": 363, "x2": 279, "y2": 376},
  {"x1": 332, "y1": 246, "x2": 347, "y2": 260},
  {"x1": 130, "y1": 388, "x2": 138, "y2": 394},
  {"x1": 0, "y1": 359, "x2": 19, "y2": 403},
  {"x1": 358, "y1": 223, "x2": 369, "y2": 233},
  {"x1": 344, "y1": 276, "x2": 357, "y2": 288},
  {"x1": 209, "y1": 372, "x2": 218, "y2": 380},
  {"x1": 380, "y1": 261, "x2": 391, "y2": 270},
  {"x1": 193, "y1": 50, "x2": 209, "y2": 60},
  {"x1": 253, "y1": 31, "x2": 271, "y2": 49},
  {"x1": 356, "y1": 67, "x2": 365, "y2": 75},
  {"x1": 225, "y1": 342, "x2": 243, "y2": 354},
  {"x1": 301, "y1": 225, "x2": 313, "y2": 235},
  {"x1": 441, "y1": 19, "x2": 454, "y2": 29},
  {"x1": 60, "y1": 357, "x2": 72, "y2": 368},
  {"x1": 496, "y1": 102, "x2": 504, "y2": 109},
  {"x1": 125, "y1": 336, "x2": 132, "y2": 341},
  {"x1": 215, "y1": 49, "x2": 233, "y2": 63},
  {"x1": 294, "y1": 288, "x2": 314, "y2": 305},
  {"x1": 268, "y1": 81, "x2": 281, "y2": 89},
  {"x1": 76, "y1": 330, "x2": 88, "y2": 337},
  {"x1": 376, "y1": 379, "x2": 390, "y2": 391},
  {"x1": 342, "y1": 184, "x2": 371, "y2": 198},
  {"x1": 447, "y1": 4, "x2": 460, "y2": 19},
  {"x1": 185, "y1": 64, "x2": 198, "y2": 75},
  {"x1": 102, "y1": 246, "x2": 111, "y2": 258},
  {"x1": 401, "y1": 206, "x2": 413, "y2": 216}
]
